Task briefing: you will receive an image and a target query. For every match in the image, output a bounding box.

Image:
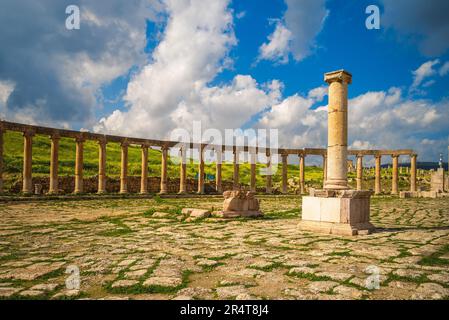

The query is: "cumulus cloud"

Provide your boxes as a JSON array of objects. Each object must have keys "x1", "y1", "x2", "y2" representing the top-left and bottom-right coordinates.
[
  {"x1": 410, "y1": 59, "x2": 440, "y2": 92},
  {"x1": 0, "y1": 0, "x2": 161, "y2": 127},
  {"x1": 257, "y1": 0, "x2": 327, "y2": 63},
  {"x1": 381, "y1": 0, "x2": 449, "y2": 56},
  {"x1": 439, "y1": 62, "x2": 449, "y2": 76},
  {"x1": 96, "y1": 0, "x2": 281, "y2": 139}
]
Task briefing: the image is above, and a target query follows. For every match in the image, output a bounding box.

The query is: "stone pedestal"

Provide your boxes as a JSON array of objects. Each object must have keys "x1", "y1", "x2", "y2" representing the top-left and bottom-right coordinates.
[{"x1": 299, "y1": 190, "x2": 375, "y2": 236}]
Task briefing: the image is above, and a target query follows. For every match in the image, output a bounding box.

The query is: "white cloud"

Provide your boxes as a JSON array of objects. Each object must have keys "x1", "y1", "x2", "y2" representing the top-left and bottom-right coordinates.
[
  {"x1": 258, "y1": 21, "x2": 292, "y2": 64},
  {"x1": 257, "y1": 0, "x2": 327, "y2": 64},
  {"x1": 307, "y1": 86, "x2": 327, "y2": 102},
  {"x1": 411, "y1": 59, "x2": 439, "y2": 90},
  {"x1": 0, "y1": 80, "x2": 15, "y2": 108},
  {"x1": 440, "y1": 62, "x2": 449, "y2": 76}
]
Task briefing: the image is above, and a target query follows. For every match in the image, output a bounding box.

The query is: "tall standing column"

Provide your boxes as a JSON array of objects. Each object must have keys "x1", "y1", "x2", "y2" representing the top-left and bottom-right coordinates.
[
  {"x1": 266, "y1": 150, "x2": 272, "y2": 194},
  {"x1": 22, "y1": 130, "x2": 34, "y2": 194},
  {"x1": 74, "y1": 136, "x2": 84, "y2": 194},
  {"x1": 323, "y1": 70, "x2": 352, "y2": 190},
  {"x1": 120, "y1": 141, "x2": 129, "y2": 194},
  {"x1": 356, "y1": 154, "x2": 363, "y2": 191},
  {"x1": 410, "y1": 154, "x2": 417, "y2": 192},
  {"x1": 160, "y1": 146, "x2": 168, "y2": 194},
  {"x1": 48, "y1": 133, "x2": 60, "y2": 194},
  {"x1": 375, "y1": 154, "x2": 382, "y2": 194},
  {"x1": 215, "y1": 148, "x2": 222, "y2": 193},
  {"x1": 322, "y1": 154, "x2": 327, "y2": 187},
  {"x1": 250, "y1": 151, "x2": 257, "y2": 192},
  {"x1": 299, "y1": 153, "x2": 305, "y2": 194},
  {"x1": 98, "y1": 139, "x2": 107, "y2": 194},
  {"x1": 0, "y1": 125, "x2": 3, "y2": 194},
  {"x1": 178, "y1": 146, "x2": 187, "y2": 194},
  {"x1": 197, "y1": 145, "x2": 205, "y2": 194},
  {"x1": 233, "y1": 148, "x2": 239, "y2": 189},
  {"x1": 391, "y1": 154, "x2": 399, "y2": 195},
  {"x1": 281, "y1": 153, "x2": 288, "y2": 194},
  {"x1": 140, "y1": 144, "x2": 149, "y2": 194}
]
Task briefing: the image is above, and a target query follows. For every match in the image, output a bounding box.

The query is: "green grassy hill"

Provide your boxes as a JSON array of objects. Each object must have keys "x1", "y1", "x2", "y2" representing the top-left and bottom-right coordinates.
[{"x1": 2, "y1": 131, "x2": 423, "y2": 192}]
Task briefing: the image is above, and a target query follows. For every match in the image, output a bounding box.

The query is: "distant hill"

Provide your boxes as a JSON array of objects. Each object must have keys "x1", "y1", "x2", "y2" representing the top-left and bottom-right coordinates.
[{"x1": 380, "y1": 162, "x2": 448, "y2": 170}]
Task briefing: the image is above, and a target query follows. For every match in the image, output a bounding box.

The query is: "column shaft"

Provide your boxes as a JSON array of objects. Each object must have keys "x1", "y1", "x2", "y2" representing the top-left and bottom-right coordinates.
[
  {"x1": 160, "y1": 146, "x2": 168, "y2": 194},
  {"x1": 140, "y1": 145, "x2": 149, "y2": 194},
  {"x1": 410, "y1": 154, "x2": 417, "y2": 192},
  {"x1": 322, "y1": 154, "x2": 327, "y2": 187},
  {"x1": 0, "y1": 128, "x2": 4, "y2": 194},
  {"x1": 74, "y1": 137, "x2": 84, "y2": 194},
  {"x1": 324, "y1": 70, "x2": 352, "y2": 190},
  {"x1": 356, "y1": 155, "x2": 363, "y2": 191},
  {"x1": 391, "y1": 155, "x2": 399, "y2": 195},
  {"x1": 179, "y1": 147, "x2": 187, "y2": 194},
  {"x1": 49, "y1": 134, "x2": 60, "y2": 194},
  {"x1": 299, "y1": 154, "x2": 305, "y2": 194},
  {"x1": 266, "y1": 151, "x2": 272, "y2": 194},
  {"x1": 375, "y1": 155, "x2": 382, "y2": 194},
  {"x1": 197, "y1": 146, "x2": 205, "y2": 194},
  {"x1": 120, "y1": 142, "x2": 128, "y2": 194},
  {"x1": 98, "y1": 140, "x2": 107, "y2": 194},
  {"x1": 233, "y1": 149, "x2": 239, "y2": 189},
  {"x1": 250, "y1": 152, "x2": 256, "y2": 192},
  {"x1": 216, "y1": 149, "x2": 222, "y2": 193},
  {"x1": 22, "y1": 131, "x2": 34, "y2": 194},
  {"x1": 281, "y1": 154, "x2": 288, "y2": 194}
]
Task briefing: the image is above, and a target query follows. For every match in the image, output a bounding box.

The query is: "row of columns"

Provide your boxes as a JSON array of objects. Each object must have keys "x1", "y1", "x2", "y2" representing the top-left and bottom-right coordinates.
[{"x1": 0, "y1": 129, "x2": 417, "y2": 195}]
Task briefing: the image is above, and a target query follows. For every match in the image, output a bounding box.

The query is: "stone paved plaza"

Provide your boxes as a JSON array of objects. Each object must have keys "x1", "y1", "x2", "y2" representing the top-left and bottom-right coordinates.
[{"x1": 0, "y1": 196, "x2": 448, "y2": 300}]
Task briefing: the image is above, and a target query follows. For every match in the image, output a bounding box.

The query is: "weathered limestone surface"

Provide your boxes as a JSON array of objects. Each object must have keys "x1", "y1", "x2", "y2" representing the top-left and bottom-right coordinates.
[{"x1": 215, "y1": 190, "x2": 263, "y2": 218}]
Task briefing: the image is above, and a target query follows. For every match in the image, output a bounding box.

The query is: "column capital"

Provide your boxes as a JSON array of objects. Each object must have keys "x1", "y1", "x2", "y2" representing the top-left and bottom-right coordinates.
[
  {"x1": 98, "y1": 137, "x2": 108, "y2": 146},
  {"x1": 75, "y1": 134, "x2": 85, "y2": 143},
  {"x1": 356, "y1": 153, "x2": 364, "y2": 159},
  {"x1": 23, "y1": 129, "x2": 35, "y2": 138},
  {"x1": 50, "y1": 132, "x2": 61, "y2": 141},
  {"x1": 161, "y1": 145, "x2": 170, "y2": 152},
  {"x1": 392, "y1": 154, "x2": 400, "y2": 159},
  {"x1": 120, "y1": 139, "x2": 130, "y2": 147},
  {"x1": 324, "y1": 70, "x2": 352, "y2": 85},
  {"x1": 410, "y1": 153, "x2": 418, "y2": 159},
  {"x1": 141, "y1": 143, "x2": 150, "y2": 149}
]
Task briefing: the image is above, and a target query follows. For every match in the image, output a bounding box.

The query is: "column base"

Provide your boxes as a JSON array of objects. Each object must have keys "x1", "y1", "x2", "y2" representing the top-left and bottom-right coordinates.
[
  {"x1": 97, "y1": 191, "x2": 107, "y2": 195},
  {"x1": 300, "y1": 190, "x2": 375, "y2": 236},
  {"x1": 178, "y1": 191, "x2": 186, "y2": 195}
]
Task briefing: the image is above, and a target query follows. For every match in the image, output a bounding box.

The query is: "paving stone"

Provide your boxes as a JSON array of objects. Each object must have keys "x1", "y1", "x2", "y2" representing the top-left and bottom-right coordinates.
[
  {"x1": 307, "y1": 281, "x2": 339, "y2": 294},
  {"x1": 0, "y1": 287, "x2": 22, "y2": 298},
  {"x1": 111, "y1": 280, "x2": 139, "y2": 289},
  {"x1": 19, "y1": 289, "x2": 44, "y2": 297},
  {"x1": 412, "y1": 283, "x2": 449, "y2": 300},
  {"x1": 216, "y1": 285, "x2": 248, "y2": 299},
  {"x1": 143, "y1": 276, "x2": 182, "y2": 288},
  {"x1": 30, "y1": 283, "x2": 59, "y2": 292},
  {"x1": 333, "y1": 285, "x2": 363, "y2": 299},
  {"x1": 196, "y1": 259, "x2": 219, "y2": 267}
]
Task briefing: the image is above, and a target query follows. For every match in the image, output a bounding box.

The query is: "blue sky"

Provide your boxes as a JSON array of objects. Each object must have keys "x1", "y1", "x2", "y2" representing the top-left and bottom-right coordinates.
[{"x1": 1, "y1": 0, "x2": 449, "y2": 162}]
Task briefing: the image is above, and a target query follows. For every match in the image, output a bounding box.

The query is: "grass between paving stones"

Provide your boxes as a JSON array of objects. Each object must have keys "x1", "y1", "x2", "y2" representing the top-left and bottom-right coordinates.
[
  {"x1": 97, "y1": 217, "x2": 135, "y2": 237},
  {"x1": 248, "y1": 261, "x2": 284, "y2": 272},
  {"x1": 418, "y1": 244, "x2": 449, "y2": 267},
  {"x1": 382, "y1": 271, "x2": 430, "y2": 286},
  {"x1": 263, "y1": 208, "x2": 300, "y2": 220},
  {"x1": 105, "y1": 258, "x2": 192, "y2": 295}
]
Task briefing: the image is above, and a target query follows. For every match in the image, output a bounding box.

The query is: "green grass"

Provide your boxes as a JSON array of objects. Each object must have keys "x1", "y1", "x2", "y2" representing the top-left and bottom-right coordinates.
[{"x1": 418, "y1": 245, "x2": 449, "y2": 266}]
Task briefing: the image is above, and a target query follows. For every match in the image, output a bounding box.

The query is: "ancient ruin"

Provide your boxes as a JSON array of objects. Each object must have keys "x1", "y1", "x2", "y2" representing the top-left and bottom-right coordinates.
[
  {"x1": 299, "y1": 70, "x2": 375, "y2": 236},
  {"x1": 214, "y1": 190, "x2": 263, "y2": 218}
]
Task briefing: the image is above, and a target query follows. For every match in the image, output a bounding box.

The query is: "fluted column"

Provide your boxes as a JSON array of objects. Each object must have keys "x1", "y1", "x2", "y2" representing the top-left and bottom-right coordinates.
[
  {"x1": 160, "y1": 146, "x2": 168, "y2": 194},
  {"x1": 391, "y1": 154, "x2": 399, "y2": 195},
  {"x1": 281, "y1": 153, "x2": 288, "y2": 194},
  {"x1": 324, "y1": 70, "x2": 352, "y2": 190},
  {"x1": 119, "y1": 141, "x2": 129, "y2": 194},
  {"x1": 197, "y1": 145, "x2": 205, "y2": 194},
  {"x1": 48, "y1": 133, "x2": 60, "y2": 194},
  {"x1": 215, "y1": 149, "x2": 222, "y2": 193},
  {"x1": 266, "y1": 150, "x2": 272, "y2": 194},
  {"x1": 356, "y1": 154, "x2": 363, "y2": 191},
  {"x1": 140, "y1": 144, "x2": 149, "y2": 194},
  {"x1": 233, "y1": 148, "x2": 239, "y2": 189},
  {"x1": 299, "y1": 153, "x2": 305, "y2": 194},
  {"x1": 98, "y1": 139, "x2": 107, "y2": 194},
  {"x1": 0, "y1": 126, "x2": 4, "y2": 194},
  {"x1": 22, "y1": 130, "x2": 34, "y2": 194},
  {"x1": 250, "y1": 151, "x2": 256, "y2": 192},
  {"x1": 74, "y1": 136, "x2": 84, "y2": 194},
  {"x1": 375, "y1": 155, "x2": 382, "y2": 195},
  {"x1": 178, "y1": 146, "x2": 187, "y2": 194},
  {"x1": 410, "y1": 154, "x2": 417, "y2": 192}
]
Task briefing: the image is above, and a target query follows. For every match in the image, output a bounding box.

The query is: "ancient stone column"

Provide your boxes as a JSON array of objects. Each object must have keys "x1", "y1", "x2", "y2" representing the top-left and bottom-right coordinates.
[
  {"x1": 299, "y1": 153, "x2": 305, "y2": 194},
  {"x1": 160, "y1": 146, "x2": 168, "y2": 194},
  {"x1": 48, "y1": 133, "x2": 60, "y2": 194},
  {"x1": 140, "y1": 144, "x2": 149, "y2": 194},
  {"x1": 178, "y1": 146, "x2": 187, "y2": 194},
  {"x1": 250, "y1": 151, "x2": 257, "y2": 192},
  {"x1": 322, "y1": 154, "x2": 327, "y2": 187},
  {"x1": 356, "y1": 154, "x2": 363, "y2": 191},
  {"x1": 197, "y1": 145, "x2": 205, "y2": 194},
  {"x1": 375, "y1": 154, "x2": 382, "y2": 195},
  {"x1": 119, "y1": 141, "x2": 129, "y2": 194},
  {"x1": 281, "y1": 153, "x2": 288, "y2": 194},
  {"x1": 22, "y1": 130, "x2": 34, "y2": 194},
  {"x1": 98, "y1": 139, "x2": 107, "y2": 194},
  {"x1": 391, "y1": 154, "x2": 399, "y2": 195},
  {"x1": 0, "y1": 126, "x2": 4, "y2": 194},
  {"x1": 323, "y1": 70, "x2": 352, "y2": 190},
  {"x1": 215, "y1": 148, "x2": 222, "y2": 193},
  {"x1": 410, "y1": 154, "x2": 417, "y2": 192},
  {"x1": 74, "y1": 136, "x2": 84, "y2": 194},
  {"x1": 266, "y1": 150, "x2": 272, "y2": 194},
  {"x1": 233, "y1": 148, "x2": 239, "y2": 189}
]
